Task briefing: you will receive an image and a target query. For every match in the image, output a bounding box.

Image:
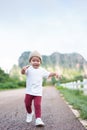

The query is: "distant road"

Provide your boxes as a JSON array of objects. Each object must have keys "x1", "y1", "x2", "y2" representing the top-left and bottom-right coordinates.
[{"x1": 0, "y1": 87, "x2": 86, "y2": 130}]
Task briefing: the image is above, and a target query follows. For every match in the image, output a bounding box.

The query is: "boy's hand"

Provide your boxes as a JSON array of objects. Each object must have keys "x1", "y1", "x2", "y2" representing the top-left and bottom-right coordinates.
[
  {"x1": 24, "y1": 65, "x2": 30, "y2": 69},
  {"x1": 21, "y1": 65, "x2": 30, "y2": 74},
  {"x1": 58, "y1": 75, "x2": 62, "y2": 79},
  {"x1": 55, "y1": 73, "x2": 58, "y2": 78},
  {"x1": 56, "y1": 74, "x2": 62, "y2": 79},
  {"x1": 55, "y1": 73, "x2": 62, "y2": 79}
]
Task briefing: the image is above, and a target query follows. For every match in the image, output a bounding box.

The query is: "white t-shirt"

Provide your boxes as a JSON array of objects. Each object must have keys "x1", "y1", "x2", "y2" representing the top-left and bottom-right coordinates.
[{"x1": 25, "y1": 66, "x2": 50, "y2": 96}]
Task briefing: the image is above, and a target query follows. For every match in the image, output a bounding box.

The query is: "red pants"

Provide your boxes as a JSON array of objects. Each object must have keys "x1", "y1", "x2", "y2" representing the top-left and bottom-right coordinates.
[{"x1": 24, "y1": 94, "x2": 42, "y2": 118}]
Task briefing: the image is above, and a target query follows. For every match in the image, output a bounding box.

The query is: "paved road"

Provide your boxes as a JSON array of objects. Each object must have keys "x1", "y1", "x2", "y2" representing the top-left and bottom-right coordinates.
[{"x1": 0, "y1": 87, "x2": 86, "y2": 130}]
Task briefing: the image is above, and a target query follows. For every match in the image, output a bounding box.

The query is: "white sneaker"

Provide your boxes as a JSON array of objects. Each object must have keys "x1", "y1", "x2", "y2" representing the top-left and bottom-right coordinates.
[
  {"x1": 26, "y1": 111, "x2": 34, "y2": 123},
  {"x1": 35, "y1": 118, "x2": 45, "y2": 126}
]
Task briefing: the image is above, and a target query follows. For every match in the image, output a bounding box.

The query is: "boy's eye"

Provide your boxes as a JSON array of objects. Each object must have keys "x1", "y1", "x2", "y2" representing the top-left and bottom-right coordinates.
[{"x1": 32, "y1": 60, "x2": 40, "y2": 62}]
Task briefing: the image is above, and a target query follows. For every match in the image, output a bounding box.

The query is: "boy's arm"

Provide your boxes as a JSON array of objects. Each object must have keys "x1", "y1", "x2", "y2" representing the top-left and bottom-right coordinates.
[
  {"x1": 48, "y1": 72, "x2": 62, "y2": 79},
  {"x1": 21, "y1": 65, "x2": 29, "y2": 74},
  {"x1": 48, "y1": 72, "x2": 58, "y2": 78}
]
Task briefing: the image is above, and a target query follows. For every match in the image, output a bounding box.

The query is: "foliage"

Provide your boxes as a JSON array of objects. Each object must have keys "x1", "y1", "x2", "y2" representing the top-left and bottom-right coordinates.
[
  {"x1": 0, "y1": 82, "x2": 18, "y2": 89},
  {"x1": 0, "y1": 68, "x2": 25, "y2": 90},
  {"x1": 0, "y1": 68, "x2": 10, "y2": 82},
  {"x1": 51, "y1": 77, "x2": 57, "y2": 85},
  {"x1": 57, "y1": 86, "x2": 87, "y2": 119},
  {"x1": 74, "y1": 75, "x2": 83, "y2": 82},
  {"x1": 42, "y1": 78, "x2": 47, "y2": 86},
  {"x1": 62, "y1": 68, "x2": 83, "y2": 80},
  {"x1": 9, "y1": 65, "x2": 23, "y2": 80}
]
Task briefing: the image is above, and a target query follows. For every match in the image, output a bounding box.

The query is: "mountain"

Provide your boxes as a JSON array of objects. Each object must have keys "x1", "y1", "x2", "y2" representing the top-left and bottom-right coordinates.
[{"x1": 18, "y1": 51, "x2": 87, "y2": 71}]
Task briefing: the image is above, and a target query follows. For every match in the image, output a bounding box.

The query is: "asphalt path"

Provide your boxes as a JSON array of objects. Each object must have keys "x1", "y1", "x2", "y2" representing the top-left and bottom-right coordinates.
[{"x1": 0, "y1": 87, "x2": 86, "y2": 130}]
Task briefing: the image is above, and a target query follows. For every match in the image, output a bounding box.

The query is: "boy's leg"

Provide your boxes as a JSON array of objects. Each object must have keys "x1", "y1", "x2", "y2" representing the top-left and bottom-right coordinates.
[
  {"x1": 24, "y1": 94, "x2": 34, "y2": 123},
  {"x1": 24, "y1": 94, "x2": 33, "y2": 114},
  {"x1": 34, "y1": 96, "x2": 42, "y2": 118},
  {"x1": 34, "y1": 96, "x2": 45, "y2": 126}
]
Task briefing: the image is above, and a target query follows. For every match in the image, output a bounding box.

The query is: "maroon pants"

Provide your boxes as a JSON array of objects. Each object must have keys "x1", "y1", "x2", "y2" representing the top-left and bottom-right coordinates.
[{"x1": 24, "y1": 94, "x2": 42, "y2": 118}]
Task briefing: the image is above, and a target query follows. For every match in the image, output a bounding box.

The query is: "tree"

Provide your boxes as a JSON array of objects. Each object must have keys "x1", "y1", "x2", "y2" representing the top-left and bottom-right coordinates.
[{"x1": 0, "y1": 68, "x2": 10, "y2": 82}]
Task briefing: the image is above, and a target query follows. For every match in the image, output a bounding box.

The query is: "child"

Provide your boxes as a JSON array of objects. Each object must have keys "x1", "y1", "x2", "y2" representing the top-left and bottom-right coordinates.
[{"x1": 21, "y1": 50, "x2": 59, "y2": 126}]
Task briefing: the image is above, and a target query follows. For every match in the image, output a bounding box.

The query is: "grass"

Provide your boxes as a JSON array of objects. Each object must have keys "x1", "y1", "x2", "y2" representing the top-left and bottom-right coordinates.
[{"x1": 57, "y1": 86, "x2": 87, "y2": 120}]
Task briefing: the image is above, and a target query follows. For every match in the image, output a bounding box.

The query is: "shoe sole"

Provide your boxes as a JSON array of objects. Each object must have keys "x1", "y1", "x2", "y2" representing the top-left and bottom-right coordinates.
[
  {"x1": 36, "y1": 124, "x2": 45, "y2": 127},
  {"x1": 26, "y1": 120, "x2": 32, "y2": 123}
]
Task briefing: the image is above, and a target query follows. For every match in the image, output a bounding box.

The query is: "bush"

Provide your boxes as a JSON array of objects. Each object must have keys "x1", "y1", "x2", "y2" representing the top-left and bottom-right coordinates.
[
  {"x1": 0, "y1": 82, "x2": 18, "y2": 89},
  {"x1": 17, "y1": 81, "x2": 26, "y2": 87}
]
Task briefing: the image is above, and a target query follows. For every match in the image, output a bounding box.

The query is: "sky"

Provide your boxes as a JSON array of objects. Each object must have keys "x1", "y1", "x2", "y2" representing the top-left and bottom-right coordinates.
[{"x1": 0, "y1": 0, "x2": 87, "y2": 72}]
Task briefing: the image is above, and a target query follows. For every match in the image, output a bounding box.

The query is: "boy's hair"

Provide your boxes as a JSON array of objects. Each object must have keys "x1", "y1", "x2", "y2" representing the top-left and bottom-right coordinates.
[{"x1": 29, "y1": 50, "x2": 42, "y2": 62}]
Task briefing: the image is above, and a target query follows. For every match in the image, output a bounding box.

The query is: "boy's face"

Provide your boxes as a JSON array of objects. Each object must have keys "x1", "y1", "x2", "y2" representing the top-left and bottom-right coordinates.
[{"x1": 30, "y1": 56, "x2": 41, "y2": 69}]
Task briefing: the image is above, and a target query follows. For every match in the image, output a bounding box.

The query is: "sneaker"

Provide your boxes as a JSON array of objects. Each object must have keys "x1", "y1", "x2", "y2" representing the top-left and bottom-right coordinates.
[
  {"x1": 26, "y1": 111, "x2": 34, "y2": 123},
  {"x1": 35, "y1": 118, "x2": 45, "y2": 127}
]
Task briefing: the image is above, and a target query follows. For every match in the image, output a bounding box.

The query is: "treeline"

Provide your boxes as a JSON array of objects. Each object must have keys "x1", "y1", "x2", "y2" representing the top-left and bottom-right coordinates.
[
  {"x1": 0, "y1": 67, "x2": 58, "y2": 89},
  {"x1": 0, "y1": 68, "x2": 25, "y2": 90},
  {"x1": 0, "y1": 65, "x2": 84, "y2": 90}
]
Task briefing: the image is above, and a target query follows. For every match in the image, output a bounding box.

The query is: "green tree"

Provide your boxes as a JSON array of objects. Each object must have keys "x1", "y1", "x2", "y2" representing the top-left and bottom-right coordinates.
[{"x1": 0, "y1": 68, "x2": 10, "y2": 82}]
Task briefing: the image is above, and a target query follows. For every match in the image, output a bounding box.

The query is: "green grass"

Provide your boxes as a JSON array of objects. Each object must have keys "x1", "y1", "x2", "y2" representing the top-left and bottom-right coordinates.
[{"x1": 57, "y1": 86, "x2": 87, "y2": 119}]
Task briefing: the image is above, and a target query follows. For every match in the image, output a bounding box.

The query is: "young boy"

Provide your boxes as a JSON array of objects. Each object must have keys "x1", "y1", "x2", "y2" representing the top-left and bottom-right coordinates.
[{"x1": 21, "y1": 50, "x2": 59, "y2": 126}]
